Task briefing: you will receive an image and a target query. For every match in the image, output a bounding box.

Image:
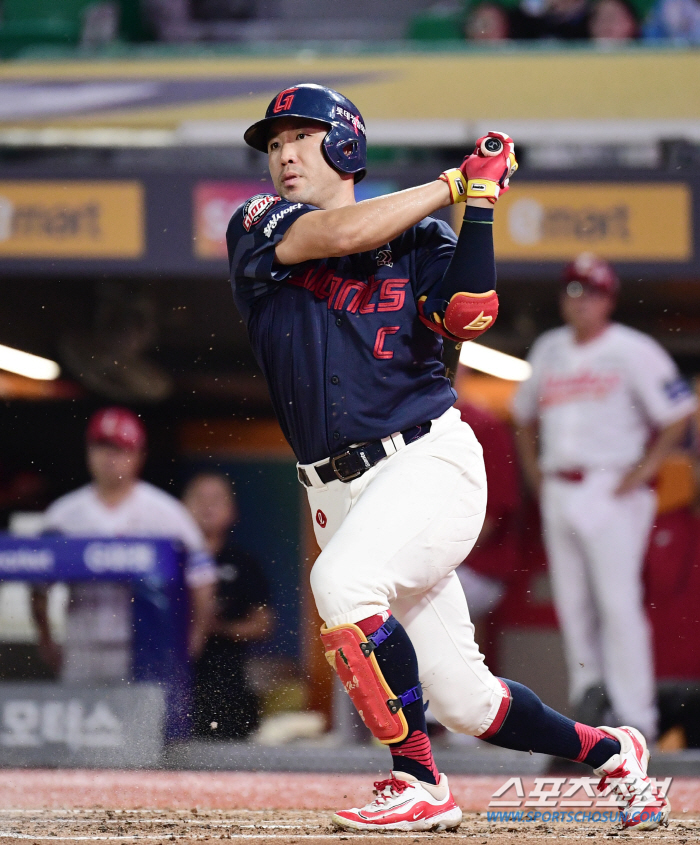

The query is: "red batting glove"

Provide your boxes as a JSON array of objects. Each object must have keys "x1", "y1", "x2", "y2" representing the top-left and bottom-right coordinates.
[{"x1": 459, "y1": 131, "x2": 518, "y2": 204}]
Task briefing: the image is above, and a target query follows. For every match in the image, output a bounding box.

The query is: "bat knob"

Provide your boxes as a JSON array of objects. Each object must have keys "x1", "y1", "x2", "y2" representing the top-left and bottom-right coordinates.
[{"x1": 480, "y1": 137, "x2": 504, "y2": 157}]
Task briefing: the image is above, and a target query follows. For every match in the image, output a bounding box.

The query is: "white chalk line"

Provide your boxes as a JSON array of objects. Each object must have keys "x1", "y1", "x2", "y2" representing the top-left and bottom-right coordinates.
[
  {"x1": 0, "y1": 834, "x2": 413, "y2": 841},
  {"x1": 0, "y1": 822, "x2": 320, "y2": 829}
]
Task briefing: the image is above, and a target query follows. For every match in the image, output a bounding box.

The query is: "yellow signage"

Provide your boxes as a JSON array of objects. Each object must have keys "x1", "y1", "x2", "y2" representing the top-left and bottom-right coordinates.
[
  {"x1": 0, "y1": 181, "x2": 144, "y2": 258},
  {"x1": 487, "y1": 183, "x2": 692, "y2": 261},
  {"x1": 0, "y1": 52, "x2": 699, "y2": 130}
]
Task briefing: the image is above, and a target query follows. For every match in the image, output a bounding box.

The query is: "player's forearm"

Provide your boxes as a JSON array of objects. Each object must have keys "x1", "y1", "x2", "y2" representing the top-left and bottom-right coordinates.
[
  {"x1": 213, "y1": 606, "x2": 274, "y2": 642},
  {"x1": 30, "y1": 587, "x2": 51, "y2": 639},
  {"x1": 639, "y1": 415, "x2": 691, "y2": 478},
  {"x1": 188, "y1": 582, "x2": 216, "y2": 658},
  {"x1": 276, "y1": 180, "x2": 452, "y2": 264},
  {"x1": 515, "y1": 423, "x2": 542, "y2": 496},
  {"x1": 436, "y1": 206, "x2": 496, "y2": 296}
]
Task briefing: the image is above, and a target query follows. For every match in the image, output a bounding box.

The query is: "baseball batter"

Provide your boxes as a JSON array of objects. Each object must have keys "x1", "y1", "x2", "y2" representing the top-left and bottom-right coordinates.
[
  {"x1": 513, "y1": 255, "x2": 697, "y2": 741},
  {"x1": 226, "y1": 84, "x2": 668, "y2": 832}
]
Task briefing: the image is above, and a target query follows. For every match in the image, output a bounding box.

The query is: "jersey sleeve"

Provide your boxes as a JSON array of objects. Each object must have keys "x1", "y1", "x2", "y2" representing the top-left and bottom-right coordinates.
[
  {"x1": 226, "y1": 194, "x2": 317, "y2": 322},
  {"x1": 411, "y1": 217, "x2": 457, "y2": 299},
  {"x1": 511, "y1": 336, "x2": 549, "y2": 425},
  {"x1": 627, "y1": 336, "x2": 697, "y2": 427},
  {"x1": 163, "y1": 501, "x2": 217, "y2": 588}
]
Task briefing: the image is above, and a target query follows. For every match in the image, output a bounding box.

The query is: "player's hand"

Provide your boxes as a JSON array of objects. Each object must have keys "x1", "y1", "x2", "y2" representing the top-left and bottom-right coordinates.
[
  {"x1": 459, "y1": 131, "x2": 518, "y2": 204},
  {"x1": 37, "y1": 634, "x2": 62, "y2": 674},
  {"x1": 614, "y1": 464, "x2": 652, "y2": 496}
]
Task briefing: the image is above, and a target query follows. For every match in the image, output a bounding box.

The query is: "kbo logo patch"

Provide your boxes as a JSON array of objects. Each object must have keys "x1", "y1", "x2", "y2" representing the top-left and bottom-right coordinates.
[{"x1": 242, "y1": 194, "x2": 280, "y2": 232}]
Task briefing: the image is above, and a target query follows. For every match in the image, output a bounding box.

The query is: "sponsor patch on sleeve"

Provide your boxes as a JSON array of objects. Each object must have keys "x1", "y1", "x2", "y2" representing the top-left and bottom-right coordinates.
[
  {"x1": 242, "y1": 194, "x2": 281, "y2": 231},
  {"x1": 663, "y1": 376, "x2": 692, "y2": 402}
]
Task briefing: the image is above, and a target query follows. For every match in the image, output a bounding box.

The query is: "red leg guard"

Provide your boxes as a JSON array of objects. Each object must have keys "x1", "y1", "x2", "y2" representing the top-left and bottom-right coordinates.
[{"x1": 321, "y1": 621, "x2": 409, "y2": 744}]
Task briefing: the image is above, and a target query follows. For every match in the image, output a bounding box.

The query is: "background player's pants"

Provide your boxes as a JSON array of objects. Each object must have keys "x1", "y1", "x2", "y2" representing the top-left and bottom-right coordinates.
[
  {"x1": 541, "y1": 471, "x2": 658, "y2": 739},
  {"x1": 305, "y1": 407, "x2": 506, "y2": 737}
]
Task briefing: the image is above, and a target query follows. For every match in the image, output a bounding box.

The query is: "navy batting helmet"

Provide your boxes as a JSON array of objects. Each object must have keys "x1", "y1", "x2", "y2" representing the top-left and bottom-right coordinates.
[{"x1": 244, "y1": 83, "x2": 367, "y2": 183}]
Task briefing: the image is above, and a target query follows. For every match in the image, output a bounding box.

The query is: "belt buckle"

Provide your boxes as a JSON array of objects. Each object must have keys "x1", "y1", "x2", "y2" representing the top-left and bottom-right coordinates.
[{"x1": 330, "y1": 450, "x2": 364, "y2": 482}]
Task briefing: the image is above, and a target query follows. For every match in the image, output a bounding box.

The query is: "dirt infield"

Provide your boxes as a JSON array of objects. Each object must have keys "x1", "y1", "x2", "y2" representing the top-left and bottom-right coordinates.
[
  {"x1": 0, "y1": 809, "x2": 697, "y2": 845},
  {"x1": 0, "y1": 772, "x2": 697, "y2": 844}
]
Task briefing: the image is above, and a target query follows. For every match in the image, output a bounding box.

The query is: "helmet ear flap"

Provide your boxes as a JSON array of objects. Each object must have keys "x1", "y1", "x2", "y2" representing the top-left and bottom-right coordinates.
[
  {"x1": 341, "y1": 139, "x2": 359, "y2": 159},
  {"x1": 323, "y1": 129, "x2": 364, "y2": 177}
]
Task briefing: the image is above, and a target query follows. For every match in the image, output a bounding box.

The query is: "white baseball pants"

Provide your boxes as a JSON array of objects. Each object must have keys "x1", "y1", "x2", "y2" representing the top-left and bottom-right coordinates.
[
  {"x1": 541, "y1": 471, "x2": 658, "y2": 739},
  {"x1": 303, "y1": 407, "x2": 506, "y2": 737}
]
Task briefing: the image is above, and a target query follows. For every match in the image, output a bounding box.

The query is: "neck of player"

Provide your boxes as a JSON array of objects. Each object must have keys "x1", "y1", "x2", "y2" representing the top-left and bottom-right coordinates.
[{"x1": 95, "y1": 477, "x2": 137, "y2": 507}]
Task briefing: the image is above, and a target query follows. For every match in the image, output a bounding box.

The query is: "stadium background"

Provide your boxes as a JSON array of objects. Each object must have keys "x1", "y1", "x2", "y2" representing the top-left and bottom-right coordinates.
[{"x1": 0, "y1": 2, "x2": 699, "y2": 836}]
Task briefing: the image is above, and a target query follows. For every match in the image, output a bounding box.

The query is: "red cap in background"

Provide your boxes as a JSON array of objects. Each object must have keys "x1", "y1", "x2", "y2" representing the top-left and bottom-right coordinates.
[
  {"x1": 86, "y1": 407, "x2": 146, "y2": 451},
  {"x1": 561, "y1": 253, "x2": 619, "y2": 297}
]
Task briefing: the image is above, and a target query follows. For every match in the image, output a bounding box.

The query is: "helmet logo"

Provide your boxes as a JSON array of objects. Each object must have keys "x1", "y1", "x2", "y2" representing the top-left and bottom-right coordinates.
[
  {"x1": 334, "y1": 104, "x2": 366, "y2": 137},
  {"x1": 272, "y1": 87, "x2": 298, "y2": 114}
]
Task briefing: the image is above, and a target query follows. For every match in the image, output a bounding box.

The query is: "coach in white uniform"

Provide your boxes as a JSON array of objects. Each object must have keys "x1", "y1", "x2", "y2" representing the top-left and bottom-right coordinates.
[
  {"x1": 513, "y1": 254, "x2": 696, "y2": 740},
  {"x1": 32, "y1": 407, "x2": 217, "y2": 683}
]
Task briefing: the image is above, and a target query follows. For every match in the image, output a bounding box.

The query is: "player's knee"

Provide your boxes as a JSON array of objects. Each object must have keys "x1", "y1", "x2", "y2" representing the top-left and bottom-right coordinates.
[
  {"x1": 309, "y1": 552, "x2": 381, "y2": 625},
  {"x1": 428, "y1": 693, "x2": 493, "y2": 736},
  {"x1": 309, "y1": 557, "x2": 336, "y2": 616}
]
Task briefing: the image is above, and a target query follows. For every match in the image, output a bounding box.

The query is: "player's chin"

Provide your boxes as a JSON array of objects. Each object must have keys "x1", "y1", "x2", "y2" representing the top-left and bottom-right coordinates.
[{"x1": 279, "y1": 184, "x2": 305, "y2": 203}]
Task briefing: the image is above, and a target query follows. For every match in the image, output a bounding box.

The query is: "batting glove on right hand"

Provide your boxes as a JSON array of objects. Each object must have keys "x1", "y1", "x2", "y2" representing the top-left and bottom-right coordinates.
[{"x1": 459, "y1": 131, "x2": 518, "y2": 204}]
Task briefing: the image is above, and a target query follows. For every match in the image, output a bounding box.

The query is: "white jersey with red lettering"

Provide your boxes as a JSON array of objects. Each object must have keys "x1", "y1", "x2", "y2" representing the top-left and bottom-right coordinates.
[
  {"x1": 512, "y1": 322, "x2": 696, "y2": 472},
  {"x1": 512, "y1": 322, "x2": 696, "y2": 739},
  {"x1": 43, "y1": 480, "x2": 216, "y2": 682}
]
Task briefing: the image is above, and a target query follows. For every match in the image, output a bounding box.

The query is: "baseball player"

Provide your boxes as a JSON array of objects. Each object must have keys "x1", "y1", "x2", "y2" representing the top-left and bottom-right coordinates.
[
  {"x1": 513, "y1": 255, "x2": 697, "y2": 742},
  {"x1": 226, "y1": 84, "x2": 668, "y2": 831},
  {"x1": 31, "y1": 407, "x2": 217, "y2": 683}
]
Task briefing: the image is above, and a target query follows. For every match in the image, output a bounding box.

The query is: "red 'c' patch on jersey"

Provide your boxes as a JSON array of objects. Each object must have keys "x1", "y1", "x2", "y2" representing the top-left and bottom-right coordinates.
[{"x1": 316, "y1": 509, "x2": 327, "y2": 528}]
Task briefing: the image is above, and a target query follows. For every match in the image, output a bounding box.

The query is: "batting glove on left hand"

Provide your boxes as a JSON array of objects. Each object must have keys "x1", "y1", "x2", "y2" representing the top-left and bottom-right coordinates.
[{"x1": 459, "y1": 131, "x2": 518, "y2": 204}]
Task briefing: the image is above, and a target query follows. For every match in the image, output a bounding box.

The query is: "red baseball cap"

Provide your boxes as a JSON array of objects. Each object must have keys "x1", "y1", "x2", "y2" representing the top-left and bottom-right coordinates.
[
  {"x1": 562, "y1": 253, "x2": 619, "y2": 297},
  {"x1": 86, "y1": 407, "x2": 146, "y2": 451}
]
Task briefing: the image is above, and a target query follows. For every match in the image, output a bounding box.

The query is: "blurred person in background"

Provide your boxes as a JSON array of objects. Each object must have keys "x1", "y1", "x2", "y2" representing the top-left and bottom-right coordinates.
[
  {"x1": 465, "y1": 1, "x2": 512, "y2": 40},
  {"x1": 183, "y1": 471, "x2": 273, "y2": 739},
  {"x1": 31, "y1": 407, "x2": 216, "y2": 682},
  {"x1": 588, "y1": 0, "x2": 640, "y2": 37},
  {"x1": 643, "y1": 0, "x2": 700, "y2": 41},
  {"x1": 464, "y1": 0, "x2": 639, "y2": 40},
  {"x1": 512, "y1": 254, "x2": 696, "y2": 740},
  {"x1": 455, "y1": 399, "x2": 520, "y2": 622}
]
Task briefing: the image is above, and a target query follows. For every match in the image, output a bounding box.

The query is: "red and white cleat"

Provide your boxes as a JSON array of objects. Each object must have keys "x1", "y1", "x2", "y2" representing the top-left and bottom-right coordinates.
[
  {"x1": 331, "y1": 771, "x2": 462, "y2": 832},
  {"x1": 594, "y1": 726, "x2": 671, "y2": 830}
]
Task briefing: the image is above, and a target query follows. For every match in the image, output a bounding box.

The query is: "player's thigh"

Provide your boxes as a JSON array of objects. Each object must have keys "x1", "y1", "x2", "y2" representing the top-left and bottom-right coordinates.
[
  {"x1": 310, "y1": 421, "x2": 487, "y2": 627},
  {"x1": 585, "y1": 487, "x2": 656, "y2": 616},
  {"x1": 392, "y1": 571, "x2": 504, "y2": 736},
  {"x1": 540, "y1": 481, "x2": 595, "y2": 614}
]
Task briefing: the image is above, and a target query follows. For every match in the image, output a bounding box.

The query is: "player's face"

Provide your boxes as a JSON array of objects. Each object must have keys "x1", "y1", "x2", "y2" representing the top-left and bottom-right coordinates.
[
  {"x1": 183, "y1": 476, "x2": 237, "y2": 536},
  {"x1": 560, "y1": 286, "x2": 615, "y2": 336},
  {"x1": 87, "y1": 443, "x2": 143, "y2": 488},
  {"x1": 267, "y1": 118, "x2": 352, "y2": 208}
]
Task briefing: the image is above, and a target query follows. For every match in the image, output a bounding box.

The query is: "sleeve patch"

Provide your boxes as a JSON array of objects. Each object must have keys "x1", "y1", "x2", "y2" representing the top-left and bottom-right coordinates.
[
  {"x1": 263, "y1": 202, "x2": 303, "y2": 238},
  {"x1": 664, "y1": 376, "x2": 692, "y2": 402},
  {"x1": 242, "y1": 194, "x2": 281, "y2": 231}
]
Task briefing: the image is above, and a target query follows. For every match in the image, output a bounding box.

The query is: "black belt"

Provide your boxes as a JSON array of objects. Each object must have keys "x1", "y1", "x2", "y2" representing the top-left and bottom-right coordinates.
[{"x1": 298, "y1": 421, "x2": 432, "y2": 486}]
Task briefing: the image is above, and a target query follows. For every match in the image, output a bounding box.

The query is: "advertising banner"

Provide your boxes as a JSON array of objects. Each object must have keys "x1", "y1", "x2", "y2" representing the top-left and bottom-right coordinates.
[
  {"x1": 0, "y1": 52, "x2": 697, "y2": 133},
  {"x1": 0, "y1": 173, "x2": 696, "y2": 279},
  {"x1": 193, "y1": 181, "x2": 262, "y2": 259},
  {"x1": 0, "y1": 683, "x2": 164, "y2": 768},
  {"x1": 0, "y1": 181, "x2": 144, "y2": 258},
  {"x1": 490, "y1": 183, "x2": 692, "y2": 261}
]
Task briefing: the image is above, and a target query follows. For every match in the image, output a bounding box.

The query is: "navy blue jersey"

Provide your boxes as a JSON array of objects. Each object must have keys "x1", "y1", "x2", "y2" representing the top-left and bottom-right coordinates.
[{"x1": 227, "y1": 195, "x2": 457, "y2": 464}]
